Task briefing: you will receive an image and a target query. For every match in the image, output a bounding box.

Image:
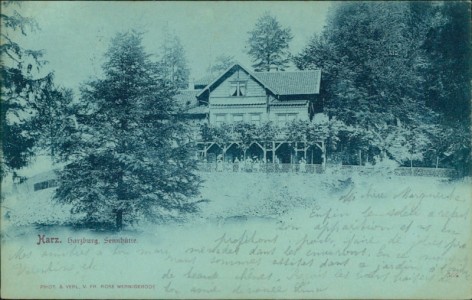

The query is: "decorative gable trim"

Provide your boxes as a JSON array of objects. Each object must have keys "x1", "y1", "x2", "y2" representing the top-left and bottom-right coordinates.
[{"x1": 196, "y1": 63, "x2": 278, "y2": 99}]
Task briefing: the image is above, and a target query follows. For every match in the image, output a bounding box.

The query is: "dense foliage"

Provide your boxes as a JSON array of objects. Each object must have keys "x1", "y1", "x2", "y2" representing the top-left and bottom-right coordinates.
[
  {"x1": 200, "y1": 119, "x2": 345, "y2": 151},
  {"x1": 54, "y1": 31, "x2": 201, "y2": 229},
  {"x1": 159, "y1": 28, "x2": 190, "y2": 89},
  {"x1": 294, "y1": 2, "x2": 470, "y2": 174},
  {"x1": 0, "y1": 2, "x2": 54, "y2": 178},
  {"x1": 36, "y1": 87, "x2": 77, "y2": 160}
]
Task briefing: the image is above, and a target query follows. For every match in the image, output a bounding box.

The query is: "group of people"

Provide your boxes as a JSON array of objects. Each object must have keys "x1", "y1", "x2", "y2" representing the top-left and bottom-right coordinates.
[
  {"x1": 232, "y1": 156, "x2": 265, "y2": 172},
  {"x1": 215, "y1": 155, "x2": 263, "y2": 172},
  {"x1": 213, "y1": 155, "x2": 309, "y2": 173}
]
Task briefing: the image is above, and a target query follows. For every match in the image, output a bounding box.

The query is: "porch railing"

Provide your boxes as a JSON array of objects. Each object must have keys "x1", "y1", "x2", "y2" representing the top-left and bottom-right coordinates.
[
  {"x1": 197, "y1": 162, "x2": 324, "y2": 174},
  {"x1": 196, "y1": 162, "x2": 456, "y2": 177}
]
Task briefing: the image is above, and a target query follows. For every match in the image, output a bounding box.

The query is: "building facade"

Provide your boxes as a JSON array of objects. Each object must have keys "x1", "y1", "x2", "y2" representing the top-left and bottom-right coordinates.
[{"x1": 174, "y1": 63, "x2": 326, "y2": 165}]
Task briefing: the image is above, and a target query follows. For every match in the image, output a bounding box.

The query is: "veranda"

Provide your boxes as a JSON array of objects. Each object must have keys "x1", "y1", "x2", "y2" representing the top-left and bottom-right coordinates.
[
  {"x1": 196, "y1": 140, "x2": 326, "y2": 166},
  {"x1": 198, "y1": 161, "x2": 325, "y2": 173}
]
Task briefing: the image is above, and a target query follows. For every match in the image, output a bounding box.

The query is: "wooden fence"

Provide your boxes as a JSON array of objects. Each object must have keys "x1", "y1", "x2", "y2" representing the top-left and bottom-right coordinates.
[{"x1": 196, "y1": 162, "x2": 456, "y2": 178}]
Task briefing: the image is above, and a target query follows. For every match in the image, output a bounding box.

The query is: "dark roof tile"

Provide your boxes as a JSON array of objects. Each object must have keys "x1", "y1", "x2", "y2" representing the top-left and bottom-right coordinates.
[
  {"x1": 173, "y1": 90, "x2": 200, "y2": 107},
  {"x1": 253, "y1": 70, "x2": 321, "y2": 95},
  {"x1": 196, "y1": 64, "x2": 321, "y2": 98}
]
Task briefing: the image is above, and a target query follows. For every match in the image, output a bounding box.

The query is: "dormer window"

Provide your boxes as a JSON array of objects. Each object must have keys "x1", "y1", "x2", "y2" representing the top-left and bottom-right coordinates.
[{"x1": 230, "y1": 81, "x2": 246, "y2": 97}]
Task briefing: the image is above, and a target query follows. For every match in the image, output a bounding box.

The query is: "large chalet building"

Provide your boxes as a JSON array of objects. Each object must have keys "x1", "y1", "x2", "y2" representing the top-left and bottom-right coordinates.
[
  {"x1": 176, "y1": 63, "x2": 323, "y2": 126},
  {"x1": 174, "y1": 63, "x2": 326, "y2": 165}
]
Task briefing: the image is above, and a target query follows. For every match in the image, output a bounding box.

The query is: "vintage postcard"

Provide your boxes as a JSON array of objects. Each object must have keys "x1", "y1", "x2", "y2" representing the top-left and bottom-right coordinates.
[{"x1": 1, "y1": 1, "x2": 471, "y2": 299}]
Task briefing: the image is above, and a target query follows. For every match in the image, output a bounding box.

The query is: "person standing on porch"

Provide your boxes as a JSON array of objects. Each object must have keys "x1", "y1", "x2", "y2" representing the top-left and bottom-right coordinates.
[
  {"x1": 273, "y1": 156, "x2": 278, "y2": 173},
  {"x1": 240, "y1": 156, "x2": 246, "y2": 172},
  {"x1": 253, "y1": 157, "x2": 260, "y2": 172},
  {"x1": 216, "y1": 154, "x2": 223, "y2": 172},
  {"x1": 300, "y1": 157, "x2": 307, "y2": 173},
  {"x1": 246, "y1": 157, "x2": 253, "y2": 172},
  {"x1": 234, "y1": 157, "x2": 240, "y2": 172}
]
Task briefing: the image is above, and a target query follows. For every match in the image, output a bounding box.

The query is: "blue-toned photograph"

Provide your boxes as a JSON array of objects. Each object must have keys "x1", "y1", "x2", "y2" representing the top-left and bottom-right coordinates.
[{"x1": 1, "y1": 1, "x2": 471, "y2": 299}]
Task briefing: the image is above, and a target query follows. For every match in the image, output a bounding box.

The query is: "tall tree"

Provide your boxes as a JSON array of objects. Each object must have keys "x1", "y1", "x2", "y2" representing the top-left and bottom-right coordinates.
[
  {"x1": 247, "y1": 12, "x2": 293, "y2": 72},
  {"x1": 159, "y1": 28, "x2": 190, "y2": 89},
  {"x1": 55, "y1": 31, "x2": 201, "y2": 229},
  {"x1": 418, "y1": 1, "x2": 471, "y2": 175},
  {"x1": 294, "y1": 2, "x2": 440, "y2": 166},
  {"x1": 0, "y1": 2, "x2": 54, "y2": 178},
  {"x1": 36, "y1": 87, "x2": 76, "y2": 160},
  {"x1": 419, "y1": 1, "x2": 471, "y2": 123}
]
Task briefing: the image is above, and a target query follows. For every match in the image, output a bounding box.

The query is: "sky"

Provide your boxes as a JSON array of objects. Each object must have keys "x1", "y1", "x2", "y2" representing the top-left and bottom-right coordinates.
[{"x1": 9, "y1": 1, "x2": 332, "y2": 92}]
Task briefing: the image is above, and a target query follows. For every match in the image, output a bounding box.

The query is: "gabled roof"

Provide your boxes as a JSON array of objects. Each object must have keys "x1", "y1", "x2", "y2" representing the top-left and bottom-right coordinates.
[
  {"x1": 173, "y1": 90, "x2": 209, "y2": 115},
  {"x1": 173, "y1": 90, "x2": 200, "y2": 108},
  {"x1": 195, "y1": 63, "x2": 321, "y2": 98},
  {"x1": 255, "y1": 70, "x2": 321, "y2": 95},
  {"x1": 196, "y1": 63, "x2": 278, "y2": 98}
]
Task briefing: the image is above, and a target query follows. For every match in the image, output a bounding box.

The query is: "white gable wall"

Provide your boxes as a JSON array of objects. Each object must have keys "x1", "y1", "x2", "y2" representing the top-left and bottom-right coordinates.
[
  {"x1": 210, "y1": 68, "x2": 266, "y2": 99},
  {"x1": 209, "y1": 67, "x2": 268, "y2": 125}
]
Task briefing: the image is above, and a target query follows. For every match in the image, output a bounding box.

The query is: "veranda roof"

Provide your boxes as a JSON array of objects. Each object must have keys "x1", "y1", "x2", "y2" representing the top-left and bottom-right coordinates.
[
  {"x1": 173, "y1": 90, "x2": 200, "y2": 107},
  {"x1": 173, "y1": 90, "x2": 208, "y2": 115},
  {"x1": 270, "y1": 99, "x2": 309, "y2": 106}
]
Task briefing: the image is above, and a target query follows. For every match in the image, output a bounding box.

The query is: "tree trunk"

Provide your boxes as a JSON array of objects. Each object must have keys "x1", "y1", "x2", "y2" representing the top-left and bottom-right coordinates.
[{"x1": 115, "y1": 210, "x2": 123, "y2": 231}]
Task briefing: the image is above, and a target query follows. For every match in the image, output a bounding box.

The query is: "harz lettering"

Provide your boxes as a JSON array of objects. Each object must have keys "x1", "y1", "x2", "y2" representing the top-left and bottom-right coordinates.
[{"x1": 37, "y1": 234, "x2": 61, "y2": 245}]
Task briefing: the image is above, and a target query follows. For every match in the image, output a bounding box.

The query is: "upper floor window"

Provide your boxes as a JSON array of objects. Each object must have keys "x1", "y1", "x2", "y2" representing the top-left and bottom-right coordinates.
[
  {"x1": 286, "y1": 113, "x2": 297, "y2": 122},
  {"x1": 229, "y1": 81, "x2": 246, "y2": 97},
  {"x1": 232, "y1": 114, "x2": 244, "y2": 123},
  {"x1": 250, "y1": 114, "x2": 261, "y2": 126},
  {"x1": 277, "y1": 113, "x2": 297, "y2": 126},
  {"x1": 215, "y1": 114, "x2": 227, "y2": 126}
]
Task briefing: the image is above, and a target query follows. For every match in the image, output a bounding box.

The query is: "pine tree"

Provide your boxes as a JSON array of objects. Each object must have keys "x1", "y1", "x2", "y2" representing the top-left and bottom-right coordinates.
[
  {"x1": 36, "y1": 87, "x2": 76, "y2": 160},
  {"x1": 1, "y1": 2, "x2": 54, "y2": 178},
  {"x1": 159, "y1": 28, "x2": 190, "y2": 89},
  {"x1": 55, "y1": 31, "x2": 201, "y2": 229},
  {"x1": 247, "y1": 12, "x2": 293, "y2": 72}
]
